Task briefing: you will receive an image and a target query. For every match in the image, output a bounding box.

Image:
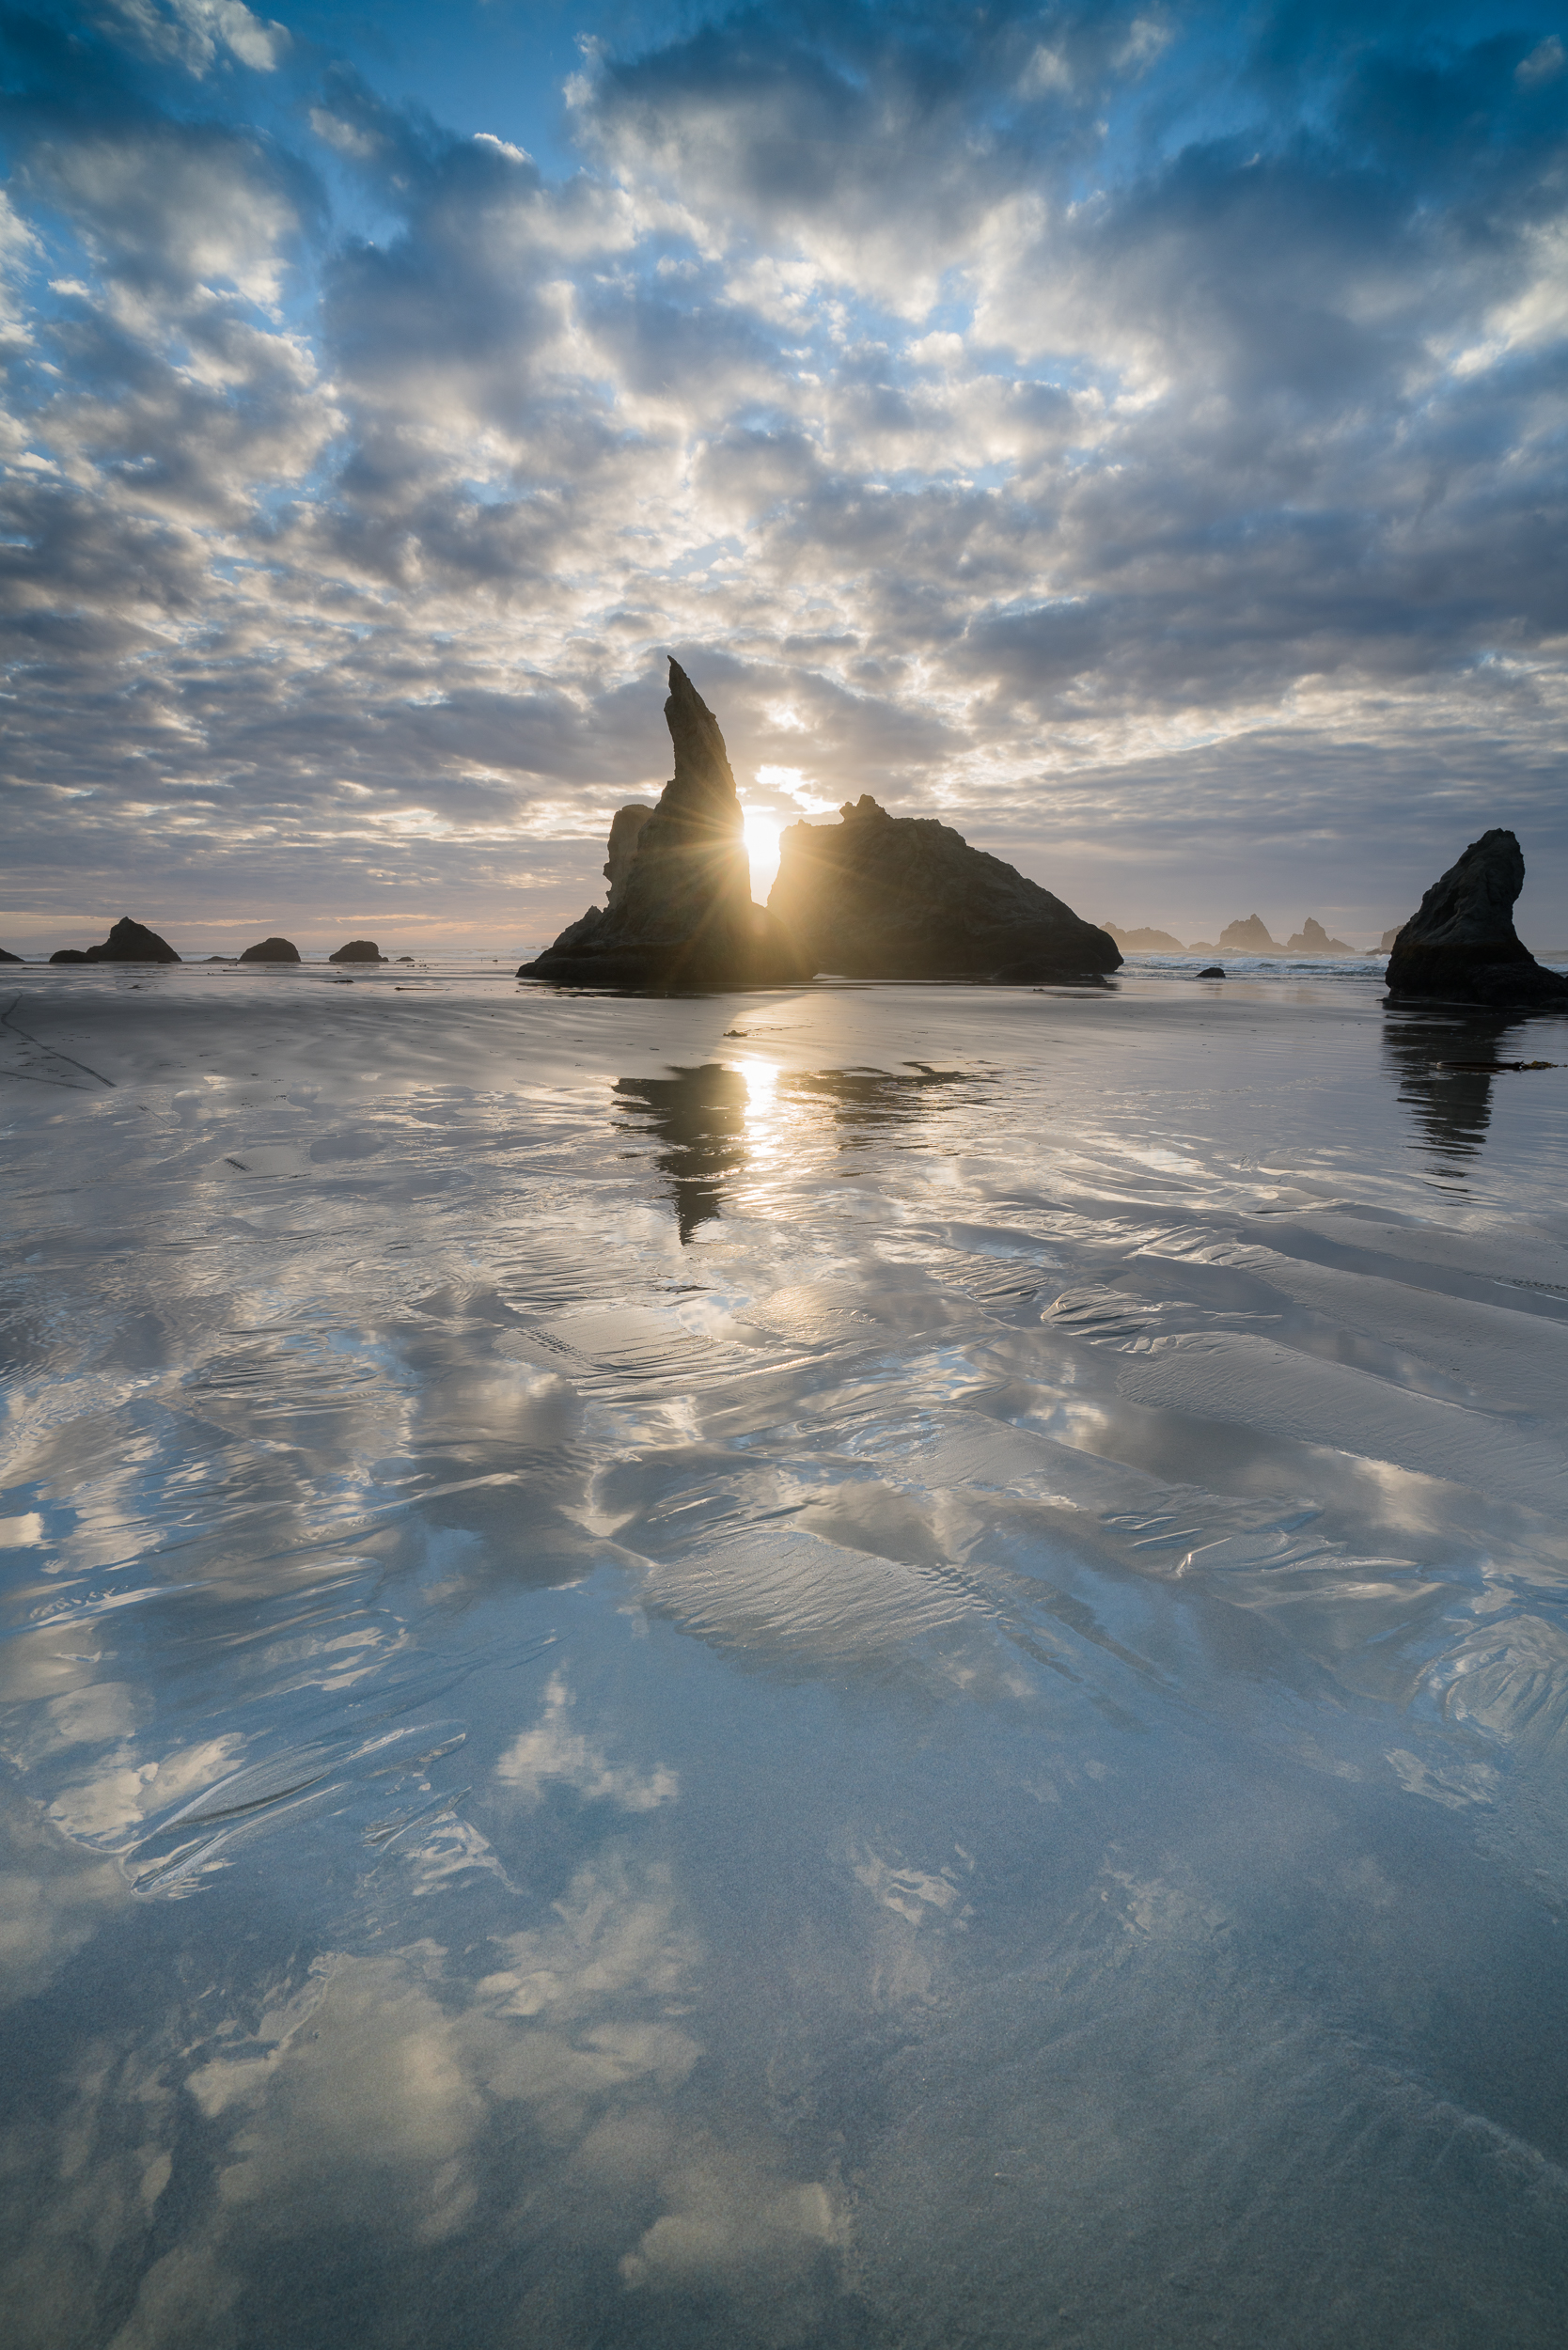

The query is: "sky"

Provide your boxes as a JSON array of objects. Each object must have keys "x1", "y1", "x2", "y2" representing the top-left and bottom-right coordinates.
[{"x1": 1, "y1": 0, "x2": 1565, "y2": 955}]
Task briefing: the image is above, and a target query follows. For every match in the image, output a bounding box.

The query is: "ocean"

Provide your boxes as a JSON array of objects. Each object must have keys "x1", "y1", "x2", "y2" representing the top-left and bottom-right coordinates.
[{"x1": 5, "y1": 955, "x2": 1568, "y2": 2347}]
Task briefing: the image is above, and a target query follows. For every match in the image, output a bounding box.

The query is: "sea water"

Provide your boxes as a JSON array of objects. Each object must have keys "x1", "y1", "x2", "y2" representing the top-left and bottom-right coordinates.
[{"x1": 4, "y1": 959, "x2": 1568, "y2": 2347}]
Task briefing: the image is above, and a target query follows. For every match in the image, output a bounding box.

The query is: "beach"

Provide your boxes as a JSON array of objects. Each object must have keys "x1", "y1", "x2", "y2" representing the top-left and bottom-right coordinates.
[{"x1": 5, "y1": 959, "x2": 1568, "y2": 2346}]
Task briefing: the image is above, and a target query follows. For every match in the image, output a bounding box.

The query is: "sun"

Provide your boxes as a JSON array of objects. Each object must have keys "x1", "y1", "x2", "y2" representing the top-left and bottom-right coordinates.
[{"x1": 742, "y1": 806, "x2": 784, "y2": 901}]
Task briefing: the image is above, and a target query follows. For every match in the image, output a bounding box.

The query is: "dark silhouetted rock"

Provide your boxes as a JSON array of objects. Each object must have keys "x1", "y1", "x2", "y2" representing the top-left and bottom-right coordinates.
[
  {"x1": 240, "y1": 936, "x2": 301, "y2": 964},
  {"x1": 1101, "y1": 922, "x2": 1185, "y2": 951},
  {"x1": 0, "y1": 946, "x2": 24, "y2": 963},
  {"x1": 1284, "y1": 917, "x2": 1353, "y2": 954},
  {"x1": 1198, "y1": 965, "x2": 1225, "y2": 978},
  {"x1": 769, "y1": 797, "x2": 1120, "y2": 982},
  {"x1": 605, "y1": 804, "x2": 656, "y2": 906},
  {"x1": 330, "y1": 939, "x2": 384, "y2": 964},
  {"x1": 520, "y1": 663, "x2": 807, "y2": 989},
  {"x1": 1386, "y1": 829, "x2": 1568, "y2": 1008},
  {"x1": 1216, "y1": 915, "x2": 1279, "y2": 953},
  {"x1": 50, "y1": 916, "x2": 180, "y2": 964}
]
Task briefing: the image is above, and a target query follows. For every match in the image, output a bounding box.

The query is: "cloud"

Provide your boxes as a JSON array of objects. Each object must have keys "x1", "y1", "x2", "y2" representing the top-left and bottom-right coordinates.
[
  {"x1": 101, "y1": 0, "x2": 290, "y2": 78},
  {"x1": 1, "y1": 0, "x2": 1567, "y2": 948}
]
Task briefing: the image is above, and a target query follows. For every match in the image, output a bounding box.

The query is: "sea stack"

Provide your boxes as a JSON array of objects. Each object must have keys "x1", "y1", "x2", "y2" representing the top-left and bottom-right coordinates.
[
  {"x1": 520, "y1": 662, "x2": 807, "y2": 990},
  {"x1": 329, "y1": 940, "x2": 384, "y2": 964},
  {"x1": 1100, "y1": 922, "x2": 1185, "y2": 951},
  {"x1": 1386, "y1": 829, "x2": 1568, "y2": 1008},
  {"x1": 1284, "y1": 918, "x2": 1353, "y2": 954},
  {"x1": 241, "y1": 936, "x2": 302, "y2": 964},
  {"x1": 49, "y1": 916, "x2": 180, "y2": 965},
  {"x1": 768, "y1": 797, "x2": 1120, "y2": 982},
  {"x1": 1216, "y1": 915, "x2": 1279, "y2": 953}
]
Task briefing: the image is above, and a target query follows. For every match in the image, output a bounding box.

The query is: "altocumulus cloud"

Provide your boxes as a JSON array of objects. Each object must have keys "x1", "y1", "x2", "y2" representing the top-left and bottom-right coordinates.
[{"x1": 1, "y1": 0, "x2": 1565, "y2": 951}]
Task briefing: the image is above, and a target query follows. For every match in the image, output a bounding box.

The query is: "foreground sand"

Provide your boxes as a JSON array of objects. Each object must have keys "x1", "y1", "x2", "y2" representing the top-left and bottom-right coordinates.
[{"x1": 5, "y1": 964, "x2": 1568, "y2": 2347}]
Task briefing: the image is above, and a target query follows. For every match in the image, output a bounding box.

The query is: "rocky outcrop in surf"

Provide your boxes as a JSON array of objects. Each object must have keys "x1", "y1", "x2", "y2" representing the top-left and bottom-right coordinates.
[
  {"x1": 49, "y1": 916, "x2": 180, "y2": 965},
  {"x1": 520, "y1": 662, "x2": 807, "y2": 990},
  {"x1": 330, "y1": 940, "x2": 384, "y2": 964},
  {"x1": 768, "y1": 796, "x2": 1119, "y2": 982},
  {"x1": 1385, "y1": 829, "x2": 1568, "y2": 1008},
  {"x1": 1100, "y1": 922, "x2": 1184, "y2": 951},
  {"x1": 241, "y1": 936, "x2": 301, "y2": 964},
  {"x1": 0, "y1": 946, "x2": 23, "y2": 964},
  {"x1": 1216, "y1": 915, "x2": 1279, "y2": 953},
  {"x1": 1284, "y1": 918, "x2": 1353, "y2": 954}
]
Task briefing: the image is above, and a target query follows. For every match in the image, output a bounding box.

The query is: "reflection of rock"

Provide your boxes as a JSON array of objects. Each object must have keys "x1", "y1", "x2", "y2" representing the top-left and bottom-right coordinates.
[
  {"x1": 781, "y1": 1063, "x2": 969, "y2": 1152},
  {"x1": 1216, "y1": 915, "x2": 1279, "y2": 952},
  {"x1": 330, "y1": 939, "x2": 384, "y2": 964},
  {"x1": 614, "y1": 1063, "x2": 749, "y2": 1242},
  {"x1": 1101, "y1": 922, "x2": 1185, "y2": 950},
  {"x1": 240, "y1": 936, "x2": 301, "y2": 964},
  {"x1": 1284, "y1": 917, "x2": 1353, "y2": 954},
  {"x1": 49, "y1": 916, "x2": 180, "y2": 964},
  {"x1": 1383, "y1": 1012, "x2": 1524, "y2": 1169},
  {"x1": 770, "y1": 797, "x2": 1120, "y2": 981},
  {"x1": 522, "y1": 665, "x2": 806, "y2": 990},
  {"x1": 1386, "y1": 829, "x2": 1568, "y2": 1007}
]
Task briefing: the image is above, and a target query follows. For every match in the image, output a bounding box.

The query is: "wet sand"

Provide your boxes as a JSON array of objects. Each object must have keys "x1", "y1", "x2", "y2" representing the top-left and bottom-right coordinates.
[{"x1": 5, "y1": 961, "x2": 1568, "y2": 2347}]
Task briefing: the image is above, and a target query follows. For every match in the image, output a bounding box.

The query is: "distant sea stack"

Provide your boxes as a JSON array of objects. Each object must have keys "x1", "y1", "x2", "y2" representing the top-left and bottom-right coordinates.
[
  {"x1": 770, "y1": 798, "x2": 1120, "y2": 982},
  {"x1": 1217, "y1": 915, "x2": 1279, "y2": 953},
  {"x1": 329, "y1": 940, "x2": 384, "y2": 964},
  {"x1": 241, "y1": 936, "x2": 301, "y2": 964},
  {"x1": 1386, "y1": 829, "x2": 1568, "y2": 1008},
  {"x1": 49, "y1": 916, "x2": 180, "y2": 965},
  {"x1": 1284, "y1": 918, "x2": 1353, "y2": 954},
  {"x1": 1101, "y1": 922, "x2": 1184, "y2": 951},
  {"x1": 521, "y1": 662, "x2": 807, "y2": 990}
]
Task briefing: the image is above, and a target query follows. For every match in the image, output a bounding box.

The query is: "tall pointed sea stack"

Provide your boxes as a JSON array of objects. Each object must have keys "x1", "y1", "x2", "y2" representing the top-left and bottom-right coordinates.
[
  {"x1": 520, "y1": 661, "x2": 808, "y2": 989},
  {"x1": 1386, "y1": 829, "x2": 1568, "y2": 1008}
]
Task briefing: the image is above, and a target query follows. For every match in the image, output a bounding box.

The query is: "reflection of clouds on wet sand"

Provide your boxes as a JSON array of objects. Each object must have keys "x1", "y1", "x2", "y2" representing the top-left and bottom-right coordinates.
[
  {"x1": 5, "y1": 1851, "x2": 847, "y2": 2350},
  {"x1": 494, "y1": 1674, "x2": 678, "y2": 1812},
  {"x1": 7, "y1": 979, "x2": 1568, "y2": 2343}
]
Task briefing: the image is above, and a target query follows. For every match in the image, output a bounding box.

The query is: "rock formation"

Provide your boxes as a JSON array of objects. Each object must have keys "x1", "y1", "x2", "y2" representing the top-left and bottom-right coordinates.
[
  {"x1": 605, "y1": 805, "x2": 656, "y2": 907},
  {"x1": 1284, "y1": 917, "x2": 1353, "y2": 955},
  {"x1": 49, "y1": 916, "x2": 180, "y2": 965},
  {"x1": 1380, "y1": 926, "x2": 1404, "y2": 951},
  {"x1": 241, "y1": 936, "x2": 301, "y2": 964},
  {"x1": 0, "y1": 946, "x2": 23, "y2": 963},
  {"x1": 1100, "y1": 922, "x2": 1185, "y2": 951},
  {"x1": 330, "y1": 939, "x2": 384, "y2": 964},
  {"x1": 769, "y1": 797, "x2": 1120, "y2": 982},
  {"x1": 520, "y1": 662, "x2": 807, "y2": 989},
  {"x1": 1216, "y1": 915, "x2": 1279, "y2": 953},
  {"x1": 1385, "y1": 829, "x2": 1568, "y2": 1008}
]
